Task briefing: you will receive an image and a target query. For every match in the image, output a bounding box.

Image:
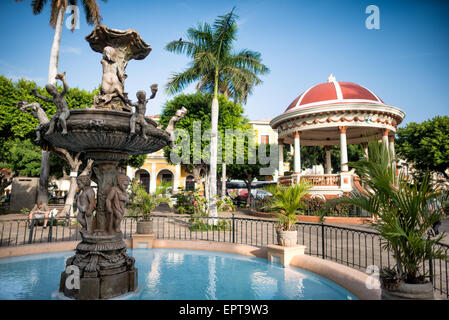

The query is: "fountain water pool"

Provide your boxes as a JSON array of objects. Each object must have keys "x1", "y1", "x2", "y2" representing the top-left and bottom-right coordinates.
[{"x1": 0, "y1": 248, "x2": 357, "y2": 300}]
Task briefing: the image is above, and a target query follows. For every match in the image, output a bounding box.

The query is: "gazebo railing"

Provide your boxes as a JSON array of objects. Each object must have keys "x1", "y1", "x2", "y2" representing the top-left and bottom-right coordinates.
[
  {"x1": 300, "y1": 174, "x2": 341, "y2": 187},
  {"x1": 279, "y1": 173, "x2": 342, "y2": 187}
]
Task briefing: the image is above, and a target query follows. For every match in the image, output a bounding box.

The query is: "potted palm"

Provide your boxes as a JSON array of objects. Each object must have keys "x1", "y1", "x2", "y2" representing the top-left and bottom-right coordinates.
[
  {"x1": 332, "y1": 141, "x2": 447, "y2": 299},
  {"x1": 265, "y1": 182, "x2": 311, "y2": 246},
  {"x1": 128, "y1": 181, "x2": 173, "y2": 234}
]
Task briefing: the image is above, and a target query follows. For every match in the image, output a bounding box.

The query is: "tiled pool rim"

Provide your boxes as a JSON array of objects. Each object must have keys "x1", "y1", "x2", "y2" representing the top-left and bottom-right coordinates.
[{"x1": 0, "y1": 239, "x2": 380, "y2": 300}]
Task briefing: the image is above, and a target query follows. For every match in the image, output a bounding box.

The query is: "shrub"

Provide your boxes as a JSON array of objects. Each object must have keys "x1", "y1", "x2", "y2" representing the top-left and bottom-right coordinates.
[{"x1": 174, "y1": 192, "x2": 194, "y2": 214}]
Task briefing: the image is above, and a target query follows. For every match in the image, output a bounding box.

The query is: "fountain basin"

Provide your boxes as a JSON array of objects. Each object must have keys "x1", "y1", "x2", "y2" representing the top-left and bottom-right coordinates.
[{"x1": 42, "y1": 109, "x2": 170, "y2": 160}]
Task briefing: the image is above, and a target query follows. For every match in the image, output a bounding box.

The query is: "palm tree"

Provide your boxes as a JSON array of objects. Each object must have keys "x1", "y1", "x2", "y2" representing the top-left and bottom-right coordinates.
[
  {"x1": 16, "y1": 0, "x2": 105, "y2": 84},
  {"x1": 165, "y1": 8, "x2": 269, "y2": 219},
  {"x1": 328, "y1": 141, "x2": 447, "y2": 286},
  {"x1": 264, "y1": 182, "x2": 312, "y2": 231}
]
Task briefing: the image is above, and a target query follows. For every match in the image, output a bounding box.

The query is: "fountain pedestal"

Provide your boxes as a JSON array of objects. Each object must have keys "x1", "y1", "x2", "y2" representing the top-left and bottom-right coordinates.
[{"x1": 59, "y1": 232, "x2": 137, "y2": 300}]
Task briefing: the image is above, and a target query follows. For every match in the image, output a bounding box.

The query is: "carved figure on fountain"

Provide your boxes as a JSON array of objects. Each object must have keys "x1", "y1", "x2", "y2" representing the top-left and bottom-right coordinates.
[
  {"x1": 32, "y1": 72, "x2": 70, "y2": 135},
  {"x1": 76, "y1": 175, "x2": 96, "y2": 234},
  {"x1": 17, "y1": 100, "x2": 49, "y2": 144},
  {"x1": 105, "y1": 174, "x2": 130, "y2": 234},
  {"x1": 129, "y1": 84, "x2": 158, "y2": 139}
]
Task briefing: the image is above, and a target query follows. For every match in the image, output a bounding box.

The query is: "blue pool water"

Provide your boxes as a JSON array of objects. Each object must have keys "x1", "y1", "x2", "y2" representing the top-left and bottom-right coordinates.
[{"x1": 0, "y1": 248, "x2": 357, "y2": 300}]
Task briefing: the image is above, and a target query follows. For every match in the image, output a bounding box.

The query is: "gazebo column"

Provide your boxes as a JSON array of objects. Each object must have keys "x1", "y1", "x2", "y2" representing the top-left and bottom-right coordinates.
[
  {"x1": 389, "y1": 135, "x2": 395, "y2": 158},
  {"x1": 339, "y1": 126, "x2": 349, "y2": 172},
  {"x1": 382, "y1": 129, "x2": 390, "y2": 151},
  {"x1": 362, "y1": 142, "x2": 369, "y2": 160},
  {"x1": 325, "y1": 146, "x2": 332, "y2": 174},
  {"x1": 278, "y1": 138, "x2": 284, "y2": 176},
  {"x1": 294, "y1": 131, "x2": 301, "y2": 174}
]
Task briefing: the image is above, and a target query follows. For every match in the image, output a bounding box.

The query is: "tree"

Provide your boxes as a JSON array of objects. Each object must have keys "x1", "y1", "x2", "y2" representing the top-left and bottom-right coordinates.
[
  {"x1": 396, "y1": 116, "x2": 449, "y2": 180},
  {"x1": 159, "y1": 92, "x2": 248, "y2": 201},
  {"x1": 226, "y1": 142, "x2": 277, "y2": 207},
  {"x1": 16, "y1": 0, "x2": 104, "y2": 84},
  {"x1": 0, "y1": 76, "x2": 97, "y2": 207},
  {"x1": 165, "y1": 8, "x2": 269, "y2": 219},
  {"x1": 51, "y1": 146, "x2": 94, "y2": 215}
]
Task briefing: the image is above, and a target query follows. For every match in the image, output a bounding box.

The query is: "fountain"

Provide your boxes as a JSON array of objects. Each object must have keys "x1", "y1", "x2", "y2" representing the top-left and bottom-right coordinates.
[{"x1": 32, "y1": 25, "x2": 186, "y2": 299}]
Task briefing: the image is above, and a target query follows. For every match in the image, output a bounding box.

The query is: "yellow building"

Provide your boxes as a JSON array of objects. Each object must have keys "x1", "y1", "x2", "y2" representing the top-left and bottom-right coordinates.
[{"x1": 126, "y1": 117, "x2": 280, "y2": 193}]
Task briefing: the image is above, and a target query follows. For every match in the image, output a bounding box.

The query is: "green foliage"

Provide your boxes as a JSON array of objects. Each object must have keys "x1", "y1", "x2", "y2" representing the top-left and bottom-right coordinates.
[
  {"x1": 121, "y1": 154, "x2": 147, "y2": 169},
  {"x1": 264, "y1": 182, "x2": 312, "y2": 231},
  {"x1": 303, "y1": 196, "x2": 326, "y2": 216},
  {"x1": 127, "y1": 180, "x2": 173, "y2": 221},
  {"x1": 216, "y1": 195, "x2": 236, "y2": 212},
  {"x1": 396, "y1": 116, "x2": 449, "y2": 179},
  {"x1": 189, "y1": 218, "x2": 231, "y2": 232},
  {"x1": 329, "y1": 140, "x2": 448, "y2": 284},
  {"x1": 159, "y1": 92, "x2": 249, "y2": 165},
  {"x1": 0, "y1": 76, "x2": 97, "y2": 177},
  {"x1": 165, "y1": 8, "x2": 269, "y2": 103},
  {"x1": 174, "y1": 192, "x2": 195, "y2": 215},
  {"x1": 1, "y1": 139, "x2": 42, "y2": 176},
  {"x1": 0, "y1": 75, "x2": 95, "y2": 141},
  {"x1": 286, "y1": 145, "x2": 364, "y2": 173}
]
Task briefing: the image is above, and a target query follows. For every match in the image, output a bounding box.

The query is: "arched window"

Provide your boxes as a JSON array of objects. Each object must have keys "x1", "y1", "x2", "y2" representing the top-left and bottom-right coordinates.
[
  {"x1": 185, "y1": 175, "x2": 195, "y2": 191},
  {"x1": 135, "y1": 169, "x2": 150, "y2": 193}
]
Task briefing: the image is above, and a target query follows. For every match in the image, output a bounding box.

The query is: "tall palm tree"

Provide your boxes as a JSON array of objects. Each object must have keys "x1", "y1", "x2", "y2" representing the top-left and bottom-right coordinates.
[
  {"x1": 16, "y1": 0, "x2": 105, "y2": 84},
  {"x1": 165, "y1": 8, "x2": 269, "y2": 218}
]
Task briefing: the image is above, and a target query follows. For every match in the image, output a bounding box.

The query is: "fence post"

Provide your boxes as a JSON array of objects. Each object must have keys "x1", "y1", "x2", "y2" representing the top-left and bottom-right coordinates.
[
  {"x1": 28, "y1": 218, "x2": 35, "y2": 244},
  {"x1": 429, "y1": 258, "x2": 434, "y2": 285},
  {"x1": 321, "y1": 221, "x2": 325, "y2": 259},
  {"x1": 232, "y1": 213, "x2": 235, "y2": 244},
  {"x1": 48, "y1": 216, "x2": 54, "y2": 243}
]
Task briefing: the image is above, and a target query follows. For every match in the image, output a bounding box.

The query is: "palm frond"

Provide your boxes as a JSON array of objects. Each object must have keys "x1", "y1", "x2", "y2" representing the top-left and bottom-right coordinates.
[{"x1": 81, "y1": 0, "x2": 102, "y2": 25}]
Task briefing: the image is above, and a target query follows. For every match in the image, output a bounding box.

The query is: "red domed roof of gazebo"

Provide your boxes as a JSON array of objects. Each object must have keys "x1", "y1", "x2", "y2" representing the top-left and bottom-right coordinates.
[{"x1": 285, "y1": 74, "x2": 384, "y2": 113}]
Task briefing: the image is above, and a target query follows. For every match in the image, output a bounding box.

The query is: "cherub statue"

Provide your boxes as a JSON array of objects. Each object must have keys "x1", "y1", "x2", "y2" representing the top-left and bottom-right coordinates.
[
  {"x1": 105, "y1": 174, "x2": 130, "y2": 234},
  {"x1": 32, "y1": 72, "x2": 70, "y2": 135},
  {"x1": 129, "y1": 84, "x2": 158, "y2": 139},
  {"x1": 98, "y1": 46, "x2": 129, "y2": 107},
  {"x1": 76, "y1": 175, "x2": 96, "y2": 234},
  {"x1": 17, "y1": 100, "x2": 49, "y2": 143},
  {"x1": 165, "y1": 106, "x2": 188, "y2": 147}
]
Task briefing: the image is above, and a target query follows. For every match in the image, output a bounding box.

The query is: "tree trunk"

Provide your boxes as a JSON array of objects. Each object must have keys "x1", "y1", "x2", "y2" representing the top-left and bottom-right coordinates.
[
  {"x1": 37, "y1": 150, "x2": 50, "y2": 205},
  {"x1": 64, "y1": 176, "x2": 77, "y2": 216},
  {"x1": 209, "y1": 96, "x2": 219, "y2": 218},
  {"x1": 62, "y1": 159, "x2": 94, "y2": 216},
  {"x1": 48, "y1": 8, "x2": 64, "y2": 85},
  {"x1": 221, "y1": 163, "x2": 226, "y2": 199},
  {"x1": 245, "y1": 178, "x2": 253, "y2": 208}
]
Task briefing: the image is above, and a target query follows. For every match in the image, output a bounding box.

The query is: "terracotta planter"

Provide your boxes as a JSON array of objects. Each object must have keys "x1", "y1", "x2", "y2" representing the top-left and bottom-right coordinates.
[
  {"x1": 136, "y1": 220, "x2": 153, "y2": 234},
  {"x1": 296, "y1": 215, "x2": 322, "y2": 223},
  {"x1": 276, "y1": 230, "x2": 298, "y2": 247},
  {"x1": 381, "y1": 281, "x2": 434, "y2": 300}
]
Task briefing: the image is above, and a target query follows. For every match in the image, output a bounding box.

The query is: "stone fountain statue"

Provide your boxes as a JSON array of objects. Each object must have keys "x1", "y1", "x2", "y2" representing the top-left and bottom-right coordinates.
[
  {"x1": 17, "y1": 100, "x2": 49, "y2": 143},
  {"x1": 85, "y1": 25, "x2": 152, "y2": 112},
  {"x1": 25, "y1": 24, "x2": 187, "y2": 300},
  {"x1": 129, "y1": 84, "x2": 158, "y2": 139},
  {"x1": 32, "y1": 72, "x2": 70, "y2": 135}
]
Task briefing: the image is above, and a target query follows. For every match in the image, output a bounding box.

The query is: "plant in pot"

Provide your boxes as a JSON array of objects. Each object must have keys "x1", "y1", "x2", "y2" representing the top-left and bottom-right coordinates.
[
  {"x1": 332, "y1": 141, "x2": 447, "y2": 299},
  {"x1": 265, "y1": 182, "x2": 311, "y2": 246},
  {"x1": 128, "y1": 182, "x2": 173, "y2": 234}
]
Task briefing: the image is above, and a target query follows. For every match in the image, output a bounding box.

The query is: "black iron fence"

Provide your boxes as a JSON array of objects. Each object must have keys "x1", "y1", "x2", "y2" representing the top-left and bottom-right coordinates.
[{"x1": 0, "y1": 214, "x2": 448, "y2": 298}]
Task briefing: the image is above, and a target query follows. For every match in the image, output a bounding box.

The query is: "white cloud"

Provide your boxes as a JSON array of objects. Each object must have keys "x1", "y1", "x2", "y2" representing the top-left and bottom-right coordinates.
[{"x1": 61, "y1": 46, "x2": 82, "y2": 55}]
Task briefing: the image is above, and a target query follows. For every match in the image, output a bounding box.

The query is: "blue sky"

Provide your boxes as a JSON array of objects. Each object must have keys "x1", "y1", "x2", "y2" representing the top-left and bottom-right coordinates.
[{"x1": 1, "y1": 0, "x2": 448, "y2": 126}]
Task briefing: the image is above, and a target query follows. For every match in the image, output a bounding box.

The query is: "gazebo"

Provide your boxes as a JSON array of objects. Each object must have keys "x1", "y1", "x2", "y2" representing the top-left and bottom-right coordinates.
[{"x1": 270, "y1": 74, "x2": 405, "y2": 199}]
